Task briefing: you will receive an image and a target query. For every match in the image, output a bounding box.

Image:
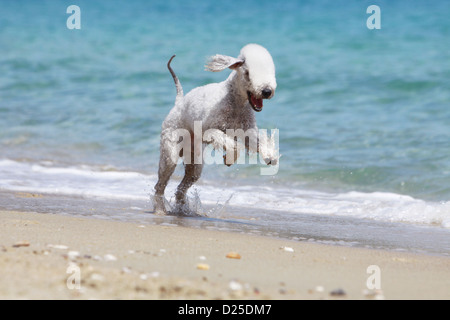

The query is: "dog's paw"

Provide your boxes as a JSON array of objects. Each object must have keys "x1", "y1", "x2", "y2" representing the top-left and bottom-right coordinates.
[
  {"x1": 223, "y1": 154, "x2": 235, "y2": 167},
  {"x1": 154, "y1": 209, "x2": 167, "y2": 216},
  {"x1": 152, "y1": 195, "x2": 168, "y2": 215}
]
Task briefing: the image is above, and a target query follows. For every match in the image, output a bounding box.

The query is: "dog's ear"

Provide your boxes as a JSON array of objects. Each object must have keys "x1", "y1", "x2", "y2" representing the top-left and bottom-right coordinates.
[{"x1": 205, "y1": 54, "x2": 244, "y2": 72}]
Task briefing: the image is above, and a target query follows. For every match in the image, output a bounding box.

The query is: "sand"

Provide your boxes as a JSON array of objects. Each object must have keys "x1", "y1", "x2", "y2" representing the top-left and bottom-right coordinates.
[{"x1": 0, "y1": 209, "x2": 449, "y2": 300}]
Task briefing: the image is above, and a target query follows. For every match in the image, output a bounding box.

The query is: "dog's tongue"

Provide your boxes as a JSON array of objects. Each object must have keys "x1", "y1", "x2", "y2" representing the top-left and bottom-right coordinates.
[{"x1": 251, "y1": 95, "x2": 263, "y2": 109}]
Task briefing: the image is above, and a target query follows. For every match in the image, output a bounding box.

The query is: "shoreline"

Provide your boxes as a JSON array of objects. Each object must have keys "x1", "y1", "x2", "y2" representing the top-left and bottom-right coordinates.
[
  {"x1": 1, "y1": 209, "x2": 449, "y2": 299},
  {"x1": 0, "y1": 189, "x2": 449, "y2": 258}
]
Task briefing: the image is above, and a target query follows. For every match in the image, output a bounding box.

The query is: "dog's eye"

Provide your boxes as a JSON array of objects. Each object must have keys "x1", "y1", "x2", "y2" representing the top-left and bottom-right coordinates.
[{"x1": 244, "y1": 70, "x2": 250, "y2": 79}]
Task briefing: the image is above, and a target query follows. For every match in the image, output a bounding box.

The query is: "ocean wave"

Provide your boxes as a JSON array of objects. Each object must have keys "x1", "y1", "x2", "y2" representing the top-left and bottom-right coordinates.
[
  {"x1": 0, "y1": 159, "x2": 449, "y2": 228},
  {"x1": 0, "y1": 159, "x2": 152, "y2": 201}
]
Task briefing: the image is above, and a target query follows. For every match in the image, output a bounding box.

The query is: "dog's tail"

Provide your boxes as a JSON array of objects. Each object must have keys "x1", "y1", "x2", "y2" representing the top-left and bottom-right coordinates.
[{"x1": 167, "y1": 55, "x2": 184, "y2": 99}]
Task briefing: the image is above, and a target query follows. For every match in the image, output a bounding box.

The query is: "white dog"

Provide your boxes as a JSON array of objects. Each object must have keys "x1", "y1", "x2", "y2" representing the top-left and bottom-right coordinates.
[{"x1": 154, "y1": 44, "x2": 278, "y2": 214}]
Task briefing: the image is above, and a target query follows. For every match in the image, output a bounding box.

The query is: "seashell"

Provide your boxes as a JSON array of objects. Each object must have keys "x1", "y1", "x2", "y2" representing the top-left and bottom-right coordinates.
[
  {"x1": 280, "y1": 246, "x2": 294, "y2": 252},
  {"x1": 104, "y1": 254, "x2": 117, "y2": 261},
  {"x1": 226, "y1": 252, "x2": 241, "y2": 259},
  {"x1": 315, "y1": 285, "x2": 325, "y2": 293},
  {"x1": 47, "y1": 244, "x2": 69, "y2": 250},
  {"x1": 229, "y1": 280, "x2": 243, "y2": 291},
  {"x1": 196, "y1": 263, "x2": 210, "y2": 270},
  {"x1": 139, "y1": 274, "x2": 148, "y2": 280},
  {"x1": 67, "y1": 251, "x2": 80, "y2": 260}
]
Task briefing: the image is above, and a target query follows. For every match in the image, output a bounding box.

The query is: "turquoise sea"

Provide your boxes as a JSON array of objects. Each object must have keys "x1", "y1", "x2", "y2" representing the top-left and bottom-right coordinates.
[{"x1": 1, "y1": 0, "x2": 449, "y2": 254}]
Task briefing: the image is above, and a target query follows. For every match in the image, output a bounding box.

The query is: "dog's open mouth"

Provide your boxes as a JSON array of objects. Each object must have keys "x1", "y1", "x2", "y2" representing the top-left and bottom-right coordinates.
[{"x1": 247, "y1": 91, "x2": 263, "y2": 112}]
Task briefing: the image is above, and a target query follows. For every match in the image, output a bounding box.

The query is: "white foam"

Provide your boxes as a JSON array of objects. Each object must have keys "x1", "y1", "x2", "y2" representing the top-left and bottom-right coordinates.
[
  {"x1": 0, "y1": 159, "x2": 152, "y2": 200},
  {"x1": 197, "y1": 183, "x2": 450, "y2": 228},
  {"x1": 0, "y1": 159, "x2": 449, "y2": 228}
]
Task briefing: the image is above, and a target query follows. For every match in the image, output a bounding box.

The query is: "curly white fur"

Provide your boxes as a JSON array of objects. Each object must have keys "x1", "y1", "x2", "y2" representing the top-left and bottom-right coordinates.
[{"x1": 154, "y1": 44, "x2": 278, "y2": 215}]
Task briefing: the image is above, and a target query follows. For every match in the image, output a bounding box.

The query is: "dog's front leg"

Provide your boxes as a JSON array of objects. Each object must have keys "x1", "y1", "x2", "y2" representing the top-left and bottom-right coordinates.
[
  {"x1": 246, "y1": 128, "x2": 279, "y2": 166},
  {"x1": 203, "y1": 129, "x2": 243, "y2": 166}
]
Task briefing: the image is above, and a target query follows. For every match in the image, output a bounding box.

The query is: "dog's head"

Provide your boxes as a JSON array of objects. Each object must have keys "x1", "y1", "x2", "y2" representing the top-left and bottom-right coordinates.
[{"x1": 205, "y1": 44, "x2": 277, "y2": 112}]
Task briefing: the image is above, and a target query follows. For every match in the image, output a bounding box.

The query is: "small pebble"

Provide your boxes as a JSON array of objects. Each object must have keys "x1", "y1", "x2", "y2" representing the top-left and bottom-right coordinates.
[
  {"x1": 104, "y1": 254, "x2": 117, "y2": 261},
  {"x1": 196, "y1": 263, "x2": 210, "y2": 270},
  {"x1": 330, "y1": 288, "x2": 346, "y2": 297},
  {"x1": 90, "y1": 273, "x2": 105, "y2": 282},
  {"x1": 139, "y1": 274, "x2": 148, "y2": 280},
  {"x1": 226, "y1": 252, "x2": 241, "y2": 259},
  {"x1": 67, "y1": 251, "x2": 80, "y2": 260},
  {"x1": 280, "y1": 246, "x2": 294, "y2": 252},
  {"x1": 363, "y1": 289, "x2": 384, "y2": 300},
  {"x1": 13, "y1": 241, "x2": 30, "y2": 248},
  {"x1": 229, "y1": 280, "x2": 243, "y2": 291},
  {"x1": 121, "y1": 267, "x2": 132, "y2": 274},
  {"x1": 315, "y1": 285, "x2": 325, "y2": 293},
  {"x1": 47, "y1": 244, "x2": 68, "y2": 250}
]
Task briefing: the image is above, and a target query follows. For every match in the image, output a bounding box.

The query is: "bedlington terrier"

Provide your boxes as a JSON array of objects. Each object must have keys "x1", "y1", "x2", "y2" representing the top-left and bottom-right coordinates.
[{"x1": 153, "y1": 43, "x2": 278, "y2": 215}]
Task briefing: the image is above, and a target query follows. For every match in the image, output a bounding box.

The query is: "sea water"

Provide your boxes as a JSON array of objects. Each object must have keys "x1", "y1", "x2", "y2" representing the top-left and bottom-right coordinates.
[{"x1": 1, "y1": 0, "x2": 449, "y2": 255}]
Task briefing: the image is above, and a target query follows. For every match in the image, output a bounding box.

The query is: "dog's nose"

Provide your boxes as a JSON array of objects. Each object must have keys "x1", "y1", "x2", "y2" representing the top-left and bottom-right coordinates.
[{"x1": 262, "y1": 88, "x2": 272, "y2": 99}]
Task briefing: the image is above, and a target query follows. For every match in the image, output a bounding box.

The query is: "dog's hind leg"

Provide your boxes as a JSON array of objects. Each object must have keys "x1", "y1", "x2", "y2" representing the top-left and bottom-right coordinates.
[
  {"x1": 175, "y1": 154, "x2": 203, "y2": 213},
  {"x1": 153, "y1": 130, "x2": 180, "y2": 214},
  {"x1": 154, "y1": 160, "x2": 177, "y2": 214}
]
